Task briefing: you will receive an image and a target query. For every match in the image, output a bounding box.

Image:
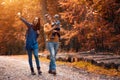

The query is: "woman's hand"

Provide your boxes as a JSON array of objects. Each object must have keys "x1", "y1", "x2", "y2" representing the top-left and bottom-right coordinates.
[{"x1": 17, "y1": 12, "x2": 22, "y2": 18}]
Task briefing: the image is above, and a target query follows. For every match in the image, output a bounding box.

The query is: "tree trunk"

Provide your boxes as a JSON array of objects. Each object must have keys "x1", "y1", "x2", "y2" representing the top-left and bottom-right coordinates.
[
  {"x1": 47, "y1": 0, "x2": 58, "y2": 16},
  {"x1": 38, "y1": 0, "x2": 48, "y2": 51},
  {"x1": 39, "y1": 0, "x2": 58, "y2": 51},
  {"x1": 39, "y1": 0, "x2": 48, "y2": 24}
]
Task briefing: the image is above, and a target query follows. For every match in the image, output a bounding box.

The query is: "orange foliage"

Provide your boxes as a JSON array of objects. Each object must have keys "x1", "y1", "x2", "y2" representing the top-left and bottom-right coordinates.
[
  {"x1": 0, "y1": 0, "x2": 42, "y2": 55},
  {"x1": 58, "y1": 0, "x2": 120, "y2": 53},
  {"x1": 0, "y1": 0, "x2": 119, "y2": 54}
]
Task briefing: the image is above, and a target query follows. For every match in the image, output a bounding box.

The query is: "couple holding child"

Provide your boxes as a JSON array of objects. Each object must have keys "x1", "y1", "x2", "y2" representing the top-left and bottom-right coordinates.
[{"x1": 17, "y1": 13, "x2": 61, "y2": 75}]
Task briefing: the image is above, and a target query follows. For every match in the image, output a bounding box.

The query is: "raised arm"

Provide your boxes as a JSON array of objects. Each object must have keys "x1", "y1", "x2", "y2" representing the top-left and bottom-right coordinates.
[
  {"x1": 20, "y1": 17, "x2": 32, "y2": 28},
  {"x1": 17, "y1": 12, "x2": 32, "y2": 28}
]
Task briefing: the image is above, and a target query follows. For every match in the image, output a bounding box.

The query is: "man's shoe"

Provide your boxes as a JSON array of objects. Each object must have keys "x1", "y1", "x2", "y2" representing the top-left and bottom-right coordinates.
[
  {"x1": 48, "y1": 70, "x2": 52, "y2": 73},
  {"x1": 48, "y1": 70, "x2": 56, "y2": 75},
  {"x1": 38, "y1": 70, "x2": 42, "y2": 75},
  {"x1": 51, "y1": 70, "x2": 56, "y2": 75}
]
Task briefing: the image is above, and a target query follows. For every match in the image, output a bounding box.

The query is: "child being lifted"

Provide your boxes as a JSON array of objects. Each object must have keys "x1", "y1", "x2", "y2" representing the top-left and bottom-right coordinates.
[{"x1": 51, "y1": 14, "x2": 61, "y2": 41}]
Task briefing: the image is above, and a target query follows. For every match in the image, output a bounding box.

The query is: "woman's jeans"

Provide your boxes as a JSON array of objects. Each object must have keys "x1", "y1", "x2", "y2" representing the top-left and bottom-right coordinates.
[
  {"x1": 27, "y1": 49, "x2": 40, "y2": 68},
  {"x1": 47, "y1": 42, "x2": 59, "y2": 70}
]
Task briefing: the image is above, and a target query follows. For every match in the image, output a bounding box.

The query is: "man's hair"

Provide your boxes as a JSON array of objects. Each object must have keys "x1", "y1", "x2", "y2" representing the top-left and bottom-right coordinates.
[{"x1": 45, "y1": 14, "x2": 49, "y2": 17}]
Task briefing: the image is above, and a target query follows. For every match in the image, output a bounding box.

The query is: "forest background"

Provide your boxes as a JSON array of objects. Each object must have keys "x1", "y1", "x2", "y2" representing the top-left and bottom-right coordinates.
[{"x1": 0, "y1": 0, "x2": 120, "y2": 55}]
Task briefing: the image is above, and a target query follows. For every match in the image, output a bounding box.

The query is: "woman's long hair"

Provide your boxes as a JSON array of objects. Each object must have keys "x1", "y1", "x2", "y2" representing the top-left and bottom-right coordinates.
[{"x1": 33, "y1": 17, "x2": 40, "y2": 31}]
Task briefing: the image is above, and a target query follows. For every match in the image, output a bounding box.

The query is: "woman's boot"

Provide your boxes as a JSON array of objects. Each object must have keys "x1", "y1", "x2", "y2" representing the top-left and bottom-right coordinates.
[
  {"x1": 37, "y1": 67, "x2": 42, "y2": 75},
  {"x1": 30, "y1": 67, "x2": 36, "y2": 75}
]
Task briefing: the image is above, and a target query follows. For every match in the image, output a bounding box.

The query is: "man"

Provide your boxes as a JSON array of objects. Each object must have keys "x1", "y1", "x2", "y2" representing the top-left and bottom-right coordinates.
[{"x1": 44, "y1": 14, "x2": 60, "y2": 75}]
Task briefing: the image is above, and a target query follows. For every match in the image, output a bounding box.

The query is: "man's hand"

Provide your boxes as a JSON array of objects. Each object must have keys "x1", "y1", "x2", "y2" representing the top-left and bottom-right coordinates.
[
  {"x1": 53, "y1": 30, "x2": 58, "y2": 32},
  {"x1": 52, "y1": 25, "x2": 57, "y2": 30}
]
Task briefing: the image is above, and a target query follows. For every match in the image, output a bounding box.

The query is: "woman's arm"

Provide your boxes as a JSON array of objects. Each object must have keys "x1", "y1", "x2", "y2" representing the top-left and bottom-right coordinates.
[
  {"x1": 20, "y1": 17, "x2": 32, "y2": 28},
  {"x1": 17, "y1": 12, "x2": 31, "y2": 28}
]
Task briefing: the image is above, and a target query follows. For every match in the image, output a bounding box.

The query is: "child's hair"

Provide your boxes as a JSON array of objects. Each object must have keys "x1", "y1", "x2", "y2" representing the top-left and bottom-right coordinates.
[{"x1": 54, "y1": 14, "x2": 59, "y2": 19}]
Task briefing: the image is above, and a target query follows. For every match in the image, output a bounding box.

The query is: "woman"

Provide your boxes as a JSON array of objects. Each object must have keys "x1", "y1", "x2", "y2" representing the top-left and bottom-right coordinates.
[
  {"x1": 44, "y1": 14, "x2": 60, "y2": 75},
  {"x1": 17, "y1": 12, "x2": 42, "y2": 75}
]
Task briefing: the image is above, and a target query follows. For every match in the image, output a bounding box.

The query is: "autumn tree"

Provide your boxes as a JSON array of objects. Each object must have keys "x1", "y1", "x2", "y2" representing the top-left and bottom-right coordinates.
[
  {"x1": 0, "y1": 0, "x2": 119, "y2": 55},
  {"x1": 0, "y1": 0, "x2": 43, "y2": 55},
  {"x1": 58, "y1": 0, "x2": 120, "y2": 53}
]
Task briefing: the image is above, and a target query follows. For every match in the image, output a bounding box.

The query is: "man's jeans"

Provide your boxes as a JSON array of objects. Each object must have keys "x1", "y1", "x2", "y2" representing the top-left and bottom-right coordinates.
[
  {"x1": 27, "y1": 49, "x2": 40, "y2": 68},
  {"x1": 47, "y1": 42, "x2": 59, "y2": 70}
]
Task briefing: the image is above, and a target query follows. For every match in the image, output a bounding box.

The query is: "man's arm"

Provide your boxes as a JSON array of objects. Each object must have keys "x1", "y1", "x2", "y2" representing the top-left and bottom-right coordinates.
[{"x1": 44, "y1": 23, "x2": 57, "y2": 34}]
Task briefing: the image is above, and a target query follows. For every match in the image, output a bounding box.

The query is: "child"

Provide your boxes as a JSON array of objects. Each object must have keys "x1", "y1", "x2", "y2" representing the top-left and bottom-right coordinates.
[{"x1": 51, "y1": 14, "x2": 61, "y2": 40}]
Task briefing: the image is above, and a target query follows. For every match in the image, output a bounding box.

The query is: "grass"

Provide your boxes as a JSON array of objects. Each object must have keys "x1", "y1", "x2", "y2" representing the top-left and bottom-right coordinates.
[
  {"x1": 71, "y1": 61, "x2": 120, "y2": 77},
  {"x1": 11, "y1": 55, "x2": 120, "y2": 77},
  {"x1": 39, "y1": 57, "x2": 120, "y2": 77}
]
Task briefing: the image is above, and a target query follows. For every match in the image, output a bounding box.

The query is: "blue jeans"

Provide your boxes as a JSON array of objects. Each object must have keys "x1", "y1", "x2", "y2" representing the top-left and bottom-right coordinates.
[
  {"x1": 47, "y1": 42, "x2": 59, "y2": 70},
  {"x1": 27, "y1": 49, "x2": 40, "y2": 68}
]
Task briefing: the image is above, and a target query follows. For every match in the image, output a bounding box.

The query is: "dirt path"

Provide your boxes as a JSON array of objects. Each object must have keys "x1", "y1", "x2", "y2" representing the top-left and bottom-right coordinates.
[{"x1": 0, "y1": 56, "x2": 120, "y2": 80}]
